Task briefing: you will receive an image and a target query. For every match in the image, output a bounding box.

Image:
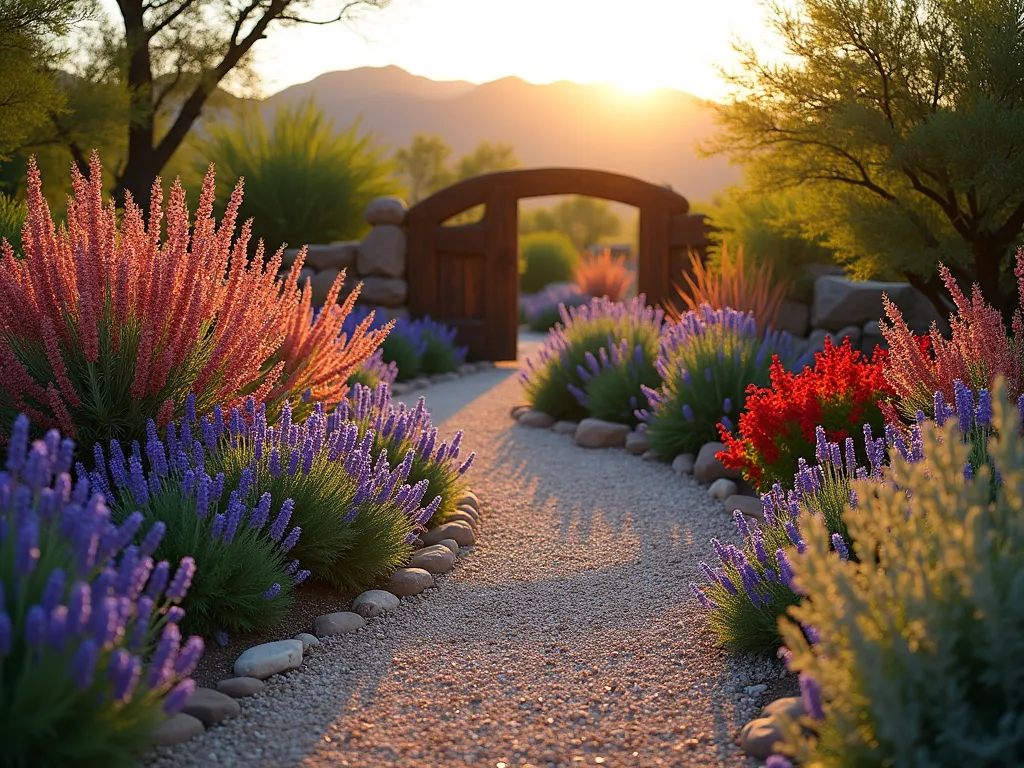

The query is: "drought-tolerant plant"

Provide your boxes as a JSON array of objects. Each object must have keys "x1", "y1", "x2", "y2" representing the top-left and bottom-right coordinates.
[
  {"x1": 0, "y1": 155, "x2": 388, "y2": 448},
  {"x1": 338, "y1": 383, "x2": 475, "y2": 526},
  {"x1": 881, "y1": 248, "x2": 1024, "y2": 420},
  {"x1": 416, "y1": 316, "x2": 468, "y2": 375},
  {"x1": 672, "y1": 244, "x2": 790, "y2": 338},
  {"x1": 521, "y1": 296, "x2": 665, "y2": 422},
  {"x1": 718, "y1": 337, "x2": 894, "y2": 491},
  {"x1": 197, "y1": 397, "x2": 441, "y2": 591},
  {"x1": 641, "y1": 305, "x2": 804, "y2": 459},
  {"x1": 381, "y1": 319, "x2": 427, "y2": 382},
  {"x1": 776, "y1": 380, "x2": 1024, "y2": 767},
  {"x1": 521, "y1": 283, "x2": 589, "y2": 332},
  {"x1": 194, "y1": 99, "x2": 399, "y2": 252},
  {"x1": 1, "y1": 415, "x2": 202, "y2": 767},
  {"x1": 570, "y1": 337, "x2": 661, "y2": 427},
  {"x1": 573, "y1": 248, "x2": 634, "y2": 302},
  {"x1": 519, "y1": 231, "x2": 581, "y2": 293},
  {"x1": 91, "y1": 410, "x2": 303, "y2": 638},
  {"x1": 348, "y1": 348, "x2": 398, "y2": 390}
]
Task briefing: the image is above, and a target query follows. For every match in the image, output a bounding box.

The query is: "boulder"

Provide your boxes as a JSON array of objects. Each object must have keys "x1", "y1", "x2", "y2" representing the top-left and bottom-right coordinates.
[
  {"x1": 573, "y1": 418, "x2": 631, "y2": 448},
  {"x1": 388, "y1": 567, "x2": 434, "y2": 597},
  {"x1": 314, "y1": 611, "x2": 366, "y2": 637},
  {"x1": 359, "y1": 276, "x2": 407, "y2": 307},
  {"x1": 422, "y1": 521, "x2": 475, "y2": 547},
  {"x1": 775, "y1": 300, "x2": 810, "y2": 337},
  {"x1": 444, "y1": 510, "x2": 476, "y2": 527},
  {"x1": 694, "y1": 443, "x2": 740, "y2": 484},
  {"x1": 642, "y1": 449, "x2": 662, "y2": 461},
  {"x1": 763, "y1": 696, "x2": 806, "y2": 721},
  {"x1": 357, "y1": 224, "x2": 407, "y2": 278},
  {"x1": 510, "y1": 403, "x2": 531, "y2": 420},
  {"x1": 364, "y1": 197, "x2": 408, "y2": 226},
  {"x1": 625, "y1": 430, "x2": 650, "y2": 455},
  {"x1": 672, "y1": 453, "x2": 696, "y2": 474},
  {"x1": 352, "y1": 589, "x2": 401, "y2": 618},
  {"x1": 552, "y1": 420, "x2": 579, "y2": 435},
  {"x1": 457, "y1": 491, "x2": 480, "y2": 511},
  {"x1": 434, "y1": 538, "x2": 459, "y2": 554},
  {"x1": 151, "y1": 714, "x2": 204, "y2": 746},
  {"x1": 739, "y1": 717, "x2": 784, "y2": 760},
  {"x1": 725, "y1": 494, "x2": 765, "y2": 522},
  {"x1": 294, "y1": 633, "x2": 320, "y2": 650},
  {"x1": 861, "y1": 320, "x2": 886, "y2": 354},
  {"x1": 833, "y1": 324, "x2": 862, "y2": 349},
  {"x1": 407, "y1": 544, "x2": 456, "y2": 574},
  {"x1": 233, "y1": 639, "x2": 304, "y2": 680},
  {"x1": 363, "y1": 304, "x2": 410, "y2": 323},
  {"x1": 303, "y1": 241, "x2": 358, "y2": 272},
  {"x1": 518, "y1": 409, "x2": 555, "y2": 428},
  {"x1": 181, "y1": 687, "x2": 241, "y2": 726},
  {"x1": 708, "y1": 478, "x2": 738, "y2": 500},
  {"x1": 215, "y1": 677, "x2": 266, "y2": 698},
  {"x1": 806, "y1": 328, "x2": 834, "y2": 356},
  {"x1": 811, "y1": 276, "x2": 942, "y2": 333}
]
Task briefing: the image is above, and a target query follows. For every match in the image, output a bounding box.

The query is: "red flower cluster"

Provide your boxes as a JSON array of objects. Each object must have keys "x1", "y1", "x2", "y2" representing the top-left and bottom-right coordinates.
[{"x1": 718, "y1": 336, "x2": 895, "y2": 491}]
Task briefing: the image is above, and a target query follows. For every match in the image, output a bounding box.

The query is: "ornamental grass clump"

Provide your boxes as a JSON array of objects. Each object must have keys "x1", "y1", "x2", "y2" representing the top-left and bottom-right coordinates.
[
  {"x1": 338, "y1": 383, "x2": 475, "y2": 526},
  {"x1": 196, "y1": 396, "x2": 440, "y2": 591},
  {"x1": 641, "y1": 305, "x2": 804, "y2": 459},
  {"x1": 0, "y1": 154, "x2": 389, "y2": 449},
  {"x1": 91, "y1": 408, "x2": 303, "y2": 638},
  {"x1": 775, "y1": 379, "x2": 1024, "y2": 767},
  {"x1": 521, "y1": 296, "x2": 664, "y2": 422},
  {"x1": 573, "y1": 248, "x2": 634, "y2": 302},
  {"x1": 569, "y1": 337, "x2": 661, "y2": 427},
  {"x1": 881, "y1": 247, "x2": 1024, "y2": 421},
  {"x1": 1, "y1": 415, "x2": 202, "y2": 767},
  {"x1": 718, "y1": 337, "x2": 894, "y2": 492}
]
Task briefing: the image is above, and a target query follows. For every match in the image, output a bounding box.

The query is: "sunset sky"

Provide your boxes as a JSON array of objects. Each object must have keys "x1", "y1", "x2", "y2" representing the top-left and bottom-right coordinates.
[{"x1": 244, "y1": 0, "x2": 777, "y2": 101}]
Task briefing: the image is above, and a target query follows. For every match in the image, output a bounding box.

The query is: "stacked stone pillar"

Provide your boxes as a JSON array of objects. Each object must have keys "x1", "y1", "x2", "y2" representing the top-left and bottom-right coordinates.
[{"x1": 281, "y1": 196, "x2": 412, "y2": 321}]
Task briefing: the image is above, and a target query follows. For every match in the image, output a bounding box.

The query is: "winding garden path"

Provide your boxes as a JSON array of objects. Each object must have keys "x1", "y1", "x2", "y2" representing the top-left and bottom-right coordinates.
[{"x1": 150, "y1": 336, "x2": 774, "y2": 768}]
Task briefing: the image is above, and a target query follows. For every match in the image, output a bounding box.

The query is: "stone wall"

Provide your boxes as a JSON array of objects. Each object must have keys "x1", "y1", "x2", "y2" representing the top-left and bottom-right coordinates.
[
  {"x1": 281, "y1": 196, "x2": 412, "y2": 322},
  {"x1": 773, "y1": 265, "x2": 947, "y2": 357}
]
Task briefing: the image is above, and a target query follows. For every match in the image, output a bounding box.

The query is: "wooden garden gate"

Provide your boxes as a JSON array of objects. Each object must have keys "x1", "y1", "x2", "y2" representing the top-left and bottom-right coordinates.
[{"x1": 405, "y1": 168, "x2": 709, "y2": 361}]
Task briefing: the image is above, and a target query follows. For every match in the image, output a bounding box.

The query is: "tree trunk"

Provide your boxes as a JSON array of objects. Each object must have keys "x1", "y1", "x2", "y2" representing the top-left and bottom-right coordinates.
[
  {"x1": 112, "y1": 0, "x2": 156, "y2": 212},
  {"x1": 971, "y1": 238, "x2": 1015, "y2": 322}
]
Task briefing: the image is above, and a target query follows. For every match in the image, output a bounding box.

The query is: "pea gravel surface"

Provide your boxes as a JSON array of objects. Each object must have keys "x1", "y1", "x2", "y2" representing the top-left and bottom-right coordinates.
[{"x1": 145, "y1": 336, "x2": 778, "y2": 768}]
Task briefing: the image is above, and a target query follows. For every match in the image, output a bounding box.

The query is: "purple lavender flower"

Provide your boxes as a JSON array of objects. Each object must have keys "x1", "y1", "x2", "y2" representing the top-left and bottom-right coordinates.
[
  {"x1": 163, "y1": 679, "x2": 196, "y2": 714},
  {"x1": 167, "y1": 558, "x2": 196, "y2": 602},
  {"x1": 975, "y1": 388, "x2": 993, "y2": 428},
  {"x1": 953, "y1": 379, "x2": 974, "y2": 433},
  {"x1": 799, "y1": 673, "x2": 825, "y2": 720},
  {"x1": 691, "y1": 584, "x2": 719, "y2": 610},
  {"x1": 261, "y1": 583, "x2": 282, "y2": 600},
  {"x1": 70, "y1": 638, "x2": 100, "y2": 690},
  {"x1": 776, "y1": 549, "x2": 797, "y2": 591}
]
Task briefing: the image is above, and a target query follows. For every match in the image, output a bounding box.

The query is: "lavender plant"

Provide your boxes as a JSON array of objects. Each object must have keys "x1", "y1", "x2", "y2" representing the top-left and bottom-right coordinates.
[
  {"x1": 776, "y1": 380, "x2": 1024, "y2": 767},
  {"x1": 521, "y1": 284, "x2": 589, "y2": 332},
  {"x1": 640, "y1": 305, "x2": 805, "y2": 459},
  {"x1": 92, "y1": 411, "x2": 301, "y2": 638},
  {"x1": 380, "y1": 318, "x2": 427, "y2": 382},
  {"x1": 1, "y1": 415, "x2": 202, "y2": 767},
  {"x1": 569, "y1": 337, "x2": 661, "y2": 427},
  {"x1": 347, "y1": 349, "x2": 399, "y2": 390},
  {"x1": 521, "y1": 296, "x2": 665, "y2": 422},
  {"x1": 194, "y1": 395, "x2": 442, "y2": 590},
  {"x1": 338, "y1": 383, "x2": 475, "y2": 526},
  {"x1": 416, "y1": 316, "x2": 469, "y2": 375}
]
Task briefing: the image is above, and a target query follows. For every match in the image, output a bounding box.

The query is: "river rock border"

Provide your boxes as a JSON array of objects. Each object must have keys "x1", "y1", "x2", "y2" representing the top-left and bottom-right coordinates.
[
  {"x1": 389, "y1": 360, "x2": 496, "y2": 397},
  {"x1": 151, "y1": 489, "x2": 485, "y2": 748},
  {"x1": 510, "y1": 403, "x2": 802, "y2": 762}
]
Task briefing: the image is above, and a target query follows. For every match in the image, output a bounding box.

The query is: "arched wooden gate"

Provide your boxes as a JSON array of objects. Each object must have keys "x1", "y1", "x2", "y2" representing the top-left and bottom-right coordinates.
[{"x1": 405, "y1": 168, "x2": 710, "y2": 361}]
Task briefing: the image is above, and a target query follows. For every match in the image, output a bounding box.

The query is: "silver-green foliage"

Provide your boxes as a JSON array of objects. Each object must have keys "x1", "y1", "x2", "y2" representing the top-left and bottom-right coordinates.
[{"x1": 778, "y1": 379, "x2": 1024, "y2": 767}]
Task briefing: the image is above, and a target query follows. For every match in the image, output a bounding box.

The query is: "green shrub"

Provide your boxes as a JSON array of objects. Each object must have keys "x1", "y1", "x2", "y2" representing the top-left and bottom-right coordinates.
[
  {"x1": 380, "y1": 331, "x2": 424, "y2": 382},
  {"x1": 519, "y1": 231, "x2": 580, "y2": 293},
  {"x1": 570, "y1": 338, "x2": 661, "y2": 427},
  {"x1": 521, "y1": 296, "x2": 664, "y2": 422},
  {"x1": 776, "y1": 380, "x2": 1024, "y2": 767},
  {"x1": 416, "y1": 317, "x2": 468, "y2": 375},
  {"x1": 641, "y1": 306, "x2": 805, "y2": 459},
  {"x1": 0, "y1": 191, "x2": 26, "y2": 253},
  {"x1": 194, "y1": 98, "x2": 398, "y2": 253}
]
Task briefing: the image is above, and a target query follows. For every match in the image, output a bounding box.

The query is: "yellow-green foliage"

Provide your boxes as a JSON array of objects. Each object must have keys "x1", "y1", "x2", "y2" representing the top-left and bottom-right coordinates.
[{"x1": 777, "y1": 379, "x2": 1024, "y2": 767}]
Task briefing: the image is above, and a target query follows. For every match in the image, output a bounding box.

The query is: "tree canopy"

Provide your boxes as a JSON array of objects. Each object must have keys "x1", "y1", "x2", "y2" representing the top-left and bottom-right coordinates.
[
  {"x1": 705, "y1": 0, "x2": 1024, "y2": 315},
  {"x1": 394, "y1": 133, "x2": 518, "y2": 204}
]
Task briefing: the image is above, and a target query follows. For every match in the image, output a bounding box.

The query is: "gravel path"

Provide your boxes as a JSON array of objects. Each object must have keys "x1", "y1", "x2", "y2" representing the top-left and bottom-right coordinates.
[{"x1": 146, "y1": 337, "x2": 779, "y2": 768}]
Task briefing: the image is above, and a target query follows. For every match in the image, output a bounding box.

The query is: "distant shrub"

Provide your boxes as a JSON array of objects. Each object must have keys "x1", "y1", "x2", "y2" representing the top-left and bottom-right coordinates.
[
  {"x1": 0, "y1": 191, "x2": 26, "y2": 253},
  {"x1": 570, "y1": 337, "x2": 661, "y2": 427},
  {"x1": 0, "y1": 155, "x2": 387, "y2": 449},
  {"x1": 519, "y1": 231, "x2": 581, "y2": 293},
  {"x1": 347, "y1": 348, "x2": 398, "y2": 390},
  {"x1": 521, "y1": 284, "x2": 589, "y2": 332},
  {"x1": 521, "y1": 296, "x2": 664, "y2": 422},
  {"x1": 194, "y1": 99, "x2": 399, "y2": 252},
  {"x1": 416, "y1": 316, "x2": 468, "y2": 375},
  {"x1": 641, "y1": 305, "x2": 804, "y2": 459},
  {"x1": 338, "y1": 383, "x2": 475, "y2": 526},
  {"x1": 1, "y1": 415, "x2": 202, "y2": 767},
  {"x1": 673, "y1": 244, "x2": 790, "y2": 339},
  {"x1": 777, "y1": 380, "x2": 1024, "y2": 767},
  {"x1": 94, "y1": 411, "x2": 302, "y2": 638},
  {"x1": 718, "y1": 337, "x2": 894, "y2": 492},
  {"x1": 573, "y1": 248, "x2": 634, "y2": 302}
]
